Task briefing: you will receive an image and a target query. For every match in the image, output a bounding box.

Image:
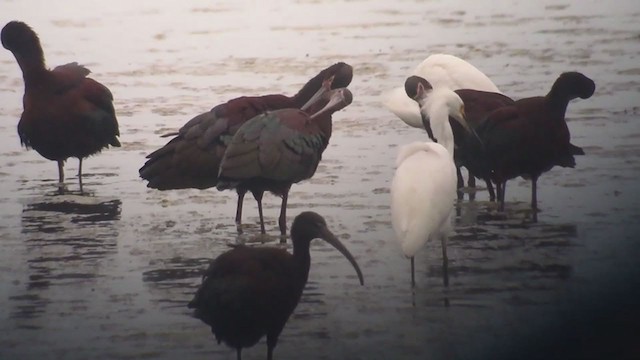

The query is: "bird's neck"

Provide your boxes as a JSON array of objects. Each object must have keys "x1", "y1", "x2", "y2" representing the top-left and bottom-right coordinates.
[
  {"x1": 12, "y1": 49, "x2": 47, "y2": 88},
  {"x1": 292, "y1": 242, "x2": 312, "y2": 286},
  {"x1": 545, "y1": 86, "x2": 574, "y2": 117},
  {"x1": 422, "y1": 99, "x2": 455, "y2": 157}
]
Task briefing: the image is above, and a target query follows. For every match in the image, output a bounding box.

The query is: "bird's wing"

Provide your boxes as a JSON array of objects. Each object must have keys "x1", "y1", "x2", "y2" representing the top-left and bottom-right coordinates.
[
  {"x1": 189, "y1": 247, "x2": 297, "y2": 335},
  {"x1": 219, "y1": 109, "x2": 326, "y2": 184},
  {"x1": 139, "y1": 95, "x2": 292, "y2": 190},
  {"x1": 49, "y1": 63, "x2": 120, "y2": 147}
]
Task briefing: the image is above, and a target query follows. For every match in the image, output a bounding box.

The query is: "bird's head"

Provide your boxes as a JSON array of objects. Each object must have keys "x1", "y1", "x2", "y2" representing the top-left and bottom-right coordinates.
[
  {"x1": 291, "y1": 211, "x2": 364, "y2": 286},
  {"x1": 308, "y1": 87, "x2": 353, "y2": 119},
  {"x1": 299, "y1": 62, "x2": 353, "y2": 111},
  {"x1": 1, "y1": 21, "x2": 42, "y2": 57},
  {"x1": 551, "y1": 72, "x2": 596, "y2": 100}
]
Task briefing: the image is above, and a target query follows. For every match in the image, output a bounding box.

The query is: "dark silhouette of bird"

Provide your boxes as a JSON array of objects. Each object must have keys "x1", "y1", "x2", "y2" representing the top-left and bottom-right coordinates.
[
  {"x1": 139, "y1": 62, "x2": 353, "y2": 231},
  {"x1": 462, "y1": 72, "x2": 595, "y2": 221},
  {"x1": 450, "y1": 88, "x2": 515, "y2": 201},
  {"x1": 216, "y1": 87, "x2": 353, "y2": 236},
  {"x1": 188, "y1": 211, "x2": 364, "y2": 360},
  {"x1": 1, "y1": 21, "x2": 120, "y2": 192}
]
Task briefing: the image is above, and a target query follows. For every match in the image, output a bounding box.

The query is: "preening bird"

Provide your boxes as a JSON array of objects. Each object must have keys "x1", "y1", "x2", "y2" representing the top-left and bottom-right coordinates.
[
  {"x1": 1, "y1": 21, "x2": 120, "y2": 192},
  {"x1": 188, "y1": 211, "x2": 364, "y2": 360},
  {"x1": 217, "y1": 87, "x2": 353, "y2": 236},
  {"x1": 139, "y1": 62, "x2": 353, "y2": 231},
  {"x1": 383, "y1": 54, "x2": 501, "y2": 198},
  {"x1": 462, "y1": 72, "x2": 595, "y2": 221}
]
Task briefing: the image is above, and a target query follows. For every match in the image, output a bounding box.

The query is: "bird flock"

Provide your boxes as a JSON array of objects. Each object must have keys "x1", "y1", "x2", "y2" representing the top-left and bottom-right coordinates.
[{"x1": 2, "y1": 20, "x2": 595, "y2": 360}]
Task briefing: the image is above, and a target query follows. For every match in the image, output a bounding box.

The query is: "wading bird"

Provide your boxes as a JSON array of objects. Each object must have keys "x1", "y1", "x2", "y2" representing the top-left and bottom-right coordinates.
[
  {"x1": 1, "y1": 21, "x2": 120, "y2": 192},
  {"x1": 390, "y1": 76, "x2": 468, "y2": 287},
  {"x1": 139, "y1": 62, "x2": 352, "y2": 232},
  {"x1": 217, "y1": 87, "x2": 353, "y2": 237},
  {"x1": 188, "y1": 211, "x2": 364, "y2": 360},
  {"x1": 384, "y1": 54, "x2": 501, "y2": 198},
  {"x1": 462, "y1": 72, "x2": 595, "y2": 221}
]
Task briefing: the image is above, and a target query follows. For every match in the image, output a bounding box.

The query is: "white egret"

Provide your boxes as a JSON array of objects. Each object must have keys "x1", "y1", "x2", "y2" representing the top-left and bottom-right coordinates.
[{"x1": 391, "y1": 76, "x2": 469, "y2": 287}]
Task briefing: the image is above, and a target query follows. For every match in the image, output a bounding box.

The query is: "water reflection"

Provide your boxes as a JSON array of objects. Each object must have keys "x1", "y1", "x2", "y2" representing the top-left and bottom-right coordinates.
[{"x1": 11, "y1": 195, "x2": 122, "y2": 320}]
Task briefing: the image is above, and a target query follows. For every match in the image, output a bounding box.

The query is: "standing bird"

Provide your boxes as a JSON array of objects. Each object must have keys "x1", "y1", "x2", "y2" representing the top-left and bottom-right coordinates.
[
  {"x1": 383, "y1": 54, "x2": 501, "y2": 198},
  {"x1": 139, "y1": 62, "x2": 352, "y2": 231},
  {"x1": 462, "y1": 72, "x2": 595, "y2": 221},
  {"x1": 217, "y1": 87, "x2": 353, "y2": 236},
  {"x1": 1, "y1": 21, "x2": 120, "y2": 192},
  {"x1": 390, "y1": 76, "x2": 467, "y2": 287},
  {"x1": 391, "y1": 142, "x2": 457, "y2": 288},
  {"x1": 188, "y1": 211, "x2": 364, "y2": 360}
]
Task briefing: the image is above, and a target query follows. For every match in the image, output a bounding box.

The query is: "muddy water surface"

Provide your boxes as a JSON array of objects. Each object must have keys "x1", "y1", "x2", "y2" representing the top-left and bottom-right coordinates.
[{"x1": 1, "y1": 1, "x2": 639, "y2": 359}]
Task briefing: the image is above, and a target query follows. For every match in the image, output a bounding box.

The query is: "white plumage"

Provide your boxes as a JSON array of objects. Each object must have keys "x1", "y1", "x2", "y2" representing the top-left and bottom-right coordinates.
[
  {"x1": 383, "y1": 53, "x2": 500, "y2": 129},
  {"x1": 391, "y1": 142, "x2": 457, "y2": 258}
]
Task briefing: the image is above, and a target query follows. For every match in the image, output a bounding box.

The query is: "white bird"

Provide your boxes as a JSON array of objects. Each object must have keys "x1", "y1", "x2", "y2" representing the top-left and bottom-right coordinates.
[
  {"x1": 391, "y1": 142, "x2": 457, "y2": 288},
  {"x1": 390, "y1": 76, "x2": 469, "y2": 288},
  {"x1": 383, "y1": 53, "x2": 500, "y2": 129}
]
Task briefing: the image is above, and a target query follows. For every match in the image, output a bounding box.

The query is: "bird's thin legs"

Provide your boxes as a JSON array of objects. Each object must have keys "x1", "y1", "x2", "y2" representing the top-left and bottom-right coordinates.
[
  {"x1": 278, "y1": 187, "x2": 291, "y2": 241},
  {"x1": 410, "y1": 256, "x2": 415, "y2": 288},
  {"x1": 77, "y1": 158, "x2": 83, "y2": 193},
  {"x1": 236, "y1": 348, "x2": 242, "y2": 360},
  {"x1": 441, "y1": 235, "x2": 449, "y2": 287},
  {"x1": 57, "y1": 160, "x2": 64, "y2": 183},
  {"x1": 456, "y1": 166, "x2": 464, "y2": 200},
  {"x1": 485, "y1": 179, "x2": 496, "y2": 202},
  {"x1": 252, "y1": 191, "x2": 266, "y2": 234},
  {"x1": 235, "y1": 191, "x2": 246, "y2": 234},
  {"x1": 531, "y1": 178, "x2": 538, "y2": 223},
  {"x1": 266, "y1": 335, "x2": 277, "y2": 360},
  {"x1": 497, "y1": 181, "x2": 507, "y2": 211}
]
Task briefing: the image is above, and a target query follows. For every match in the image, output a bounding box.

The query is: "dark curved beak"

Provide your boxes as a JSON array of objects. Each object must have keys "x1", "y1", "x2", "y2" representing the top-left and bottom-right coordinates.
[
  {"x1": 318, "y1": 225, "x2": 364, "y2": 286},
  {"x1": 420, "y1": 112, "x2": 437, "y2": 143},
  {"x1": 301, "y1": 75, "x2": 334, "y2": 112},
  {"x1": 309, "y1": 88, "x2": 353, "y2": 120},
  {"x1": 452, "y1": 107, "x2": 484, "y2": 146}
]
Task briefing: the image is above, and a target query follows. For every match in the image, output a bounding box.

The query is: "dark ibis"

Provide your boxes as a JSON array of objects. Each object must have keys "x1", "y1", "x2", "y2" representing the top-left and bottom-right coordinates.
[
  {"x1": 1, "y1": 21, "x2": 120, "y2": 192},
  {"x1": 216, "y1": 87, "x2": 353, "y2": 236},
  {"x1": 139, "y1": 62, "x2": 353, "y2": 232},
  {"x1": 462, "y1": 72, "x2": 595, "y2": 221},
  {"x1": 188, "y1": 211, "x2": 364, "y2": 360}
]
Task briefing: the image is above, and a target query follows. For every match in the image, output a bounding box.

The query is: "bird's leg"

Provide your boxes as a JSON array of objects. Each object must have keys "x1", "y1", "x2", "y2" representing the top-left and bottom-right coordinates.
[
  {"x1": 278, "y1": 186, "x2": 291, "y2": 242},
  {"x1": 456, "y1": 166, "x2": 464, "y2": 200},
  {"x1": 77, "y1": 158, "x2": 83, "y2": 194},
  {"x1": 441, "y1": 235, "x2": 449, "y2": 288},
  {"x1": 467, "y1": 171, "x2": 476, "y2": 201},
  {"x1": 410, "y1": 257, "x2": 415, "y2": 288},
  {"x1": 266, "y1": 334, "x2": 277, "y2": 360},
  {"x1": 236, "y1": 347, "x2": 242, "y2": 360},
  {"x1": 57, "y1": 159, "x2": 65, "y2": 185},
  {"x1": 531, "y1": 178, "x2": 538, "y2": 223},
  {"x1": 497, "y1": 181, "x2": 506, "y2": 212},
  {"x1": 486, "y1": 179, "x2": 496, "y2": 202},
  {"x1": 252, "y1": 190, "x2": 266, "y2": 234},
  {"x1": 235, "y1": 191, "x2": 245, "y2": 234}
]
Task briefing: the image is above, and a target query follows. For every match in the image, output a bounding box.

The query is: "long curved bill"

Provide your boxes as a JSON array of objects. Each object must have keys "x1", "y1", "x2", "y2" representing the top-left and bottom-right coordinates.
[
  {"x1": 301, "y1": 75, "x2": 334, "y2": 112},
  {"x1": 453, "y1": 107, "x2": 483, "y2": 146},
  {"x1": 318, "y1": 225, "x2": 364, "y2": 286},
  {"x1": 309, "y1": 88, "x2": 353, "y2": 120},
  {"x1": 420, "y1": 112, "x2": 437, "y2": 143}
]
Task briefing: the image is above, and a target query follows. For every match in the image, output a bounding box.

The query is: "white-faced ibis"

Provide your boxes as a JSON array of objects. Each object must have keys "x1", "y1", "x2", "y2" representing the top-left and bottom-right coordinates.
[
  {"x1": 139, "y1": 62, "x2": 353, "y2": 232},
  {"x1": 462, "y1": 72, "x2": 595, "y2": 221},
  {"x1": 383, "y1": 54, "x2": 501, "y2": 198},
  {"x1": 216, "y1": 87, "x2": 353, "y2": 236},
  {"x1": 391, "y1": 142, "x2": 456, "y2": 288},
  {"x1": 188, "y1": 211, "x2": 364, "y2": 360},
  {"x1": 1, "y1": 21, "x2": 120, "y2": 192}
]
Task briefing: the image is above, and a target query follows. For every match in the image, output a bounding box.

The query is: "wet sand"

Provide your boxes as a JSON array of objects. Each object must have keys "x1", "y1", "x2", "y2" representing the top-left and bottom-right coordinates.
[{"x1": 1, "y1": 0, "x2": 639, "y2": 359}]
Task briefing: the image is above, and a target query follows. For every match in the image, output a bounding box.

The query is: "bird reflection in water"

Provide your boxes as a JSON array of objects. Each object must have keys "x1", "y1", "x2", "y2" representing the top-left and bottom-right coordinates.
[{"x1": 11, "y1": 194, "x2": 121, "y2": 321}]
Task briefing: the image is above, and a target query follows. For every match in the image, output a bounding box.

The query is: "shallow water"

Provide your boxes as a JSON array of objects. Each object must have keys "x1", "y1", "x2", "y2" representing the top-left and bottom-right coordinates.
[{"x1": 1, "y1": 0, "x2": 639, "y2": 359}]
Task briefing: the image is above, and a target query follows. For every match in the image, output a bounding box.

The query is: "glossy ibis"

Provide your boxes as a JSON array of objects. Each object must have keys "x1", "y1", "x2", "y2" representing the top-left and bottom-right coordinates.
[
  {"x1": 139, "y1": 62, "x2": 353, "y2": 231},
  {"x1": 391, "y1": 142, "x2": 457, "y2": 288},
  {"x1": 217, "y1": 87, "x2": 353, "y2": 236},
  {"x1": 1, "y1": 21, "x2": 120, "y2": 192},
  {"x1": 383, "y1": 54, "x2": 501, "y2": 198},
  {"x1": 188, "y1": 211, "x2": 364, "y2": 360},
  {"x1": 462, "y1": 72, "x2": 595, "y2": 221}
]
